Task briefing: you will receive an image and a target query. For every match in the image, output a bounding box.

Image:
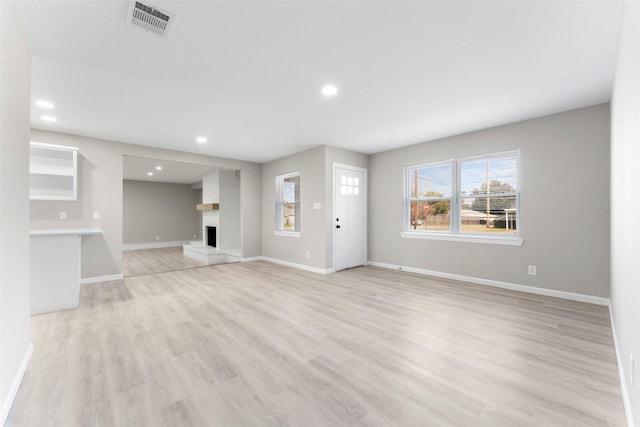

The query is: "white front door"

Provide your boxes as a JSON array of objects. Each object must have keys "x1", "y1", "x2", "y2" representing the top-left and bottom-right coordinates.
[{"x1": 334, "y1": 164, "x2": 367, "y2": 271}]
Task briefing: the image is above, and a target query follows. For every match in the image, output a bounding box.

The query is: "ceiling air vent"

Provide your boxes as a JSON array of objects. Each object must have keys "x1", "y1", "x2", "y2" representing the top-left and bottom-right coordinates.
[{"x1": 127, "y1": 1, "x2": 175, "y2": 39}]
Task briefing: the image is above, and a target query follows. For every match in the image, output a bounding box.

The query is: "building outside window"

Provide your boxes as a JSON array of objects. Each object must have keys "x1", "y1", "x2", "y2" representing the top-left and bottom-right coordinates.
[{"x1": 405, "y1": 151, "x2": 519, "y2": 238}]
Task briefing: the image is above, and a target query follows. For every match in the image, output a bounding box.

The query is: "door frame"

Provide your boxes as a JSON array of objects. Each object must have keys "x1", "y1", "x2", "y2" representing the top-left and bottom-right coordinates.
[{"x1": 332, "y1": 162, "x2": 368, "y2": 272}]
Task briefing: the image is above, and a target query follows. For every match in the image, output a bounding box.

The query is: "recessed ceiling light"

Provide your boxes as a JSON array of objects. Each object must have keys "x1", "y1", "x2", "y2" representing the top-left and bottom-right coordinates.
[
  {"x1": 35, "y1": 100, "x2": 54, "y2": 109},
  {"x1": 147, "y1": 172, "x2": 154, "y2": 176},
  {"x1": 41, "y1": 115, "x2": 57, "y2": 122},
  {"x1": 321, "y1": 84, "x2": 338, "y2": 97},
  {"x1": 196, "y1": 136, "x2": 207, "y2": 144},
  {"x1": 155, "y1": 166, "x2": 162, "y2": 171}
]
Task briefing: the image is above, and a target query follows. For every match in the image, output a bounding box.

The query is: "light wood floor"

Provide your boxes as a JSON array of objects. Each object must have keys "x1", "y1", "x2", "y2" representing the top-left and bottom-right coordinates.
[
  {"x1": 7, "y1": 261, "x2": 626, "y2": 426},
  {"x1": 123, "y1": 246, "x2": 207, "y2": 277}
]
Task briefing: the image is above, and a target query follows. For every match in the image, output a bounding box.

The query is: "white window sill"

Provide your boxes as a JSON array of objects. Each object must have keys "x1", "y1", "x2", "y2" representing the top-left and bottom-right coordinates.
[
  {"x1": 401, "y1": 231, "x2": 523, "y2": 246},
  {"x1": 274, "y1": 231, "x2": 301, "y2": 238}
]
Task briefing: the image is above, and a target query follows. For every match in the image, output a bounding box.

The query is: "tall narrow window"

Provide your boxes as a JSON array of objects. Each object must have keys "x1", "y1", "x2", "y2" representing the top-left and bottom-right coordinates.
[{"x1": 275, "y1": 171, "x2": 300, "y2": 235}]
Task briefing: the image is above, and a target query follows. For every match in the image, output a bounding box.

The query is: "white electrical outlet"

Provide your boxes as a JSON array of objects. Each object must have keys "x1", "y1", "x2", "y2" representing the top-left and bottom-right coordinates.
[
  {"x1": 193, "y1": 234, "x2": 197, "y2": 239},
  {"x1": 631, "y1": 354, "x2": 635, "y2": 387},
  {"x1": 306, "y1": 251, "x2": 311, "y2": 259},
  {"x1": 156, "y1": 235, "x2": 160, "y2": 241},
  {"x1": 59, "y1": 211, "x2": 67, "y2": 220},
  {"x1": 93, "y1": 211, "x2": 100, "y2": 219},
  {"x1": 528, "y1": 265, "x2": 537, "y2": 276}
]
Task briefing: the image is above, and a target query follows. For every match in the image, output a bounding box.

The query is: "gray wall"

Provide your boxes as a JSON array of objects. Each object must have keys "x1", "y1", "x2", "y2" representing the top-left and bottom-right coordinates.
[
  {"x1": 123, "y1": 180, "x2": 200, "y2": 245},
  {"x1": 0, "y1": 1, "x2": 31, "y2": 419},
  {"x1": 30, "y1": 130, "x2": 262, "y2": 279},
  {"x1": 369, "y1": 103, "x2": 610, "y2": 298},
  {"x1": 219, "y1": 170, "x2": 241, "y2": 249},
  {"x1": 262, "y1": 145, "x2": 368, "y2": 271},
  {"x1": 611, "y1": 2, "x2": 640, "y2": 423},
  {"x1": 324, "y1": 146, "x2": 369, "y2": 267},
  {"x1": 263, "y1": 146, "x2": 327, "y2": 269}
]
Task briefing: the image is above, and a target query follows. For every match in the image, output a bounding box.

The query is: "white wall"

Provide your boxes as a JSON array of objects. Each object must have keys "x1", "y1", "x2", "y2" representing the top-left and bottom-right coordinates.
[
  {"x1": 30, "y1": 130, "x2": 262, "y2": 279},
  {"x1": 123, "y1": 180, "x2": 201, "y2": 246},
  {"x1": 0, "y1": 1, "x2": 32, "y2": 422},
  {"x1": 368, "y1": 104, "x2": 611, "y2": 299},
  {"x1": 219, "y1": 170, "x2": 241, "y2": 250},
  {"x1": 611, "y1": 2, "x2": 640, "y2": 424}
]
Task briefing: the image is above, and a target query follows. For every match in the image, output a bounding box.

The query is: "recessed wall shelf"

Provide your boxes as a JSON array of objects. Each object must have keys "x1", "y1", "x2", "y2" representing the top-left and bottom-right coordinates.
[
  {"x1": 196, "y1": 203, "x2": 219, "y2": 211},
  {"x1": 30, "y1": 142, "x2": 78, "y2": 201}
]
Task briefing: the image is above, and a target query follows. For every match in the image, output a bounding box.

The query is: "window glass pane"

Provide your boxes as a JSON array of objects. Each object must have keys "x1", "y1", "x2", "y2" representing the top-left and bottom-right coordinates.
[
  {"x1": 354, "y1": 187, "x2": 359, "y2": 195},
  {"x1": 283, "y1": 175, "x2": 299, "y2": 203},
  {"x1": 460, "y1": 196, "x2": 517, "y2": 234},
  {"x1": 409, "y1": 164, "x2": 451, "y2": 198},
  {"x1": 341, "y1": 176, "x2": 347, "y2": 185},
  {"x1": 489, "y1": 156, "x2": 517, "y2": 192},
  {"x1": 409, "y1": 200, "x2": 451, "y2": 231},
  {"x1": 283, "y1": 203, "x2": 297, "y2": 231},
  {"x1": 277, "y1": 173, "x2": 300, "y2": 232},
  {"x1": 461, "y1": 155, "x2": 517, "y2": 195},
  {"x1": 341, "y1": 185, "x2": 347, "y2": 195},
  {"x1": 354, "y1": 177, "x2": 359, "y2": 187}
]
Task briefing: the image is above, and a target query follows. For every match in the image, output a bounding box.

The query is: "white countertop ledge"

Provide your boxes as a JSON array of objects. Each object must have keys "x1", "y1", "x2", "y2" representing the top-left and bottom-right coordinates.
[{"x1": 30, "y1": 228, "x2": 103, "y2": 237}]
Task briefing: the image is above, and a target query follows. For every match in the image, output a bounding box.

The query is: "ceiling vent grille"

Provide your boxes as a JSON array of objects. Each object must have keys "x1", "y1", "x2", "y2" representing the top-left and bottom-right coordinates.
[{"x1": 127, "y1": 1, "x2": 175, "y2": 38}]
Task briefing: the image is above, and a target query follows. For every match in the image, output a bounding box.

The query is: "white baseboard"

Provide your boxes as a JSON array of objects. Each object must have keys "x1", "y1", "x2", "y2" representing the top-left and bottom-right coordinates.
[
  {"x1": 80, "y1": 273, "x2": 124, "y2": 284},
  {"x1": 367, "y1": 261, "x2": 610, "y2": 306},
  {"x1": 241, "y1": 256, "x2": 263, "y2": 263},
  {"x1": 123, "y1": 240, "x2": 191, "y2": 251},
  {"x1": 609, "y1": 307, "x2": 635, "y2": 427},
  {"x1": 1, "y1": 342, "x2": 33, "y2": 425},
  {"x1": 251, "y1": 256, "x2": 333, "y2": 275}
]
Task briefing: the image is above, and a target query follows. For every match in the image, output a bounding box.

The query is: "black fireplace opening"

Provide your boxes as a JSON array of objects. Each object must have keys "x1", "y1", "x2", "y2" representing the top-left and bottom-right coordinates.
[{"x1": 206, "y1": 226, "x2": 217, "y2": 248}]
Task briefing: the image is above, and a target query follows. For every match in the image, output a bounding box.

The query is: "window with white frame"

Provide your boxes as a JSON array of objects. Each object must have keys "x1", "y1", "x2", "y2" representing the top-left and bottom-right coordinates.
[
  {"x1": 275, "y1": 171, "x2": 300, "y2": 234},
  {"x1": 405, "y1": 151, "x2": 519, "y2": 239}
]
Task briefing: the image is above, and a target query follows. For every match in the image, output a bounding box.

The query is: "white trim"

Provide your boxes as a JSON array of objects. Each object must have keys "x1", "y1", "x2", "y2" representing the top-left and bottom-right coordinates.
[
  {"x1": 123, "y1": 240, "x2": 191, "y2": 251},
  {"x1": 367, "y1": 261, "x2": 610, "y2": 306},
  {"x1": 401, "y1": 231, "x2": 523, "y2": 246},
  {"x1": 80, "y1": 274, "x2": 124, "y2": 284},
  {"x1": 333, "y1": 163, "x2": 368, "y2": 272},
  {"x1": 609, "y1": 307, "x2": 635, "y2": 427},
  {"x1": 273, "y1": 231, "x2": 301, "y2": 238},
  {"x1": 0, "y1": 342, "x2": 33, "y2": 426},
  {"x1": 259, "y1": 256, "x2": 334, "y2": 275},
  {"x1": 30, "y1": 141, "x2": 78, "y2": 151},
  {"x1": 241, "y1": 256, "x2": 263, "y2": 262}
]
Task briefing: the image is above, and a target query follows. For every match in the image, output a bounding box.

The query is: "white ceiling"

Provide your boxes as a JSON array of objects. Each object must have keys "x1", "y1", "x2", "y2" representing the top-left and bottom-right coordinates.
[
  {"x1": 16, "y1": 1, "x2": 622, "y2": 164},
  {"x1": 122, "y1": 156, "x2": 220, "y2": 184}
]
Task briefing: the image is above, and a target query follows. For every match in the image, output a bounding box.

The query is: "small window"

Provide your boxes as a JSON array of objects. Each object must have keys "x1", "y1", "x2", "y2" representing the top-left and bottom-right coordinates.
[
  {"x1": 341, "y1": 175, "x2": 360, "y2": 196},
  {"x1": 405, "y1": 151, "x2": 519, "y2": 241},
  {"x1": 275, "y1": 171, "x2": 300, "y2": 234}
]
